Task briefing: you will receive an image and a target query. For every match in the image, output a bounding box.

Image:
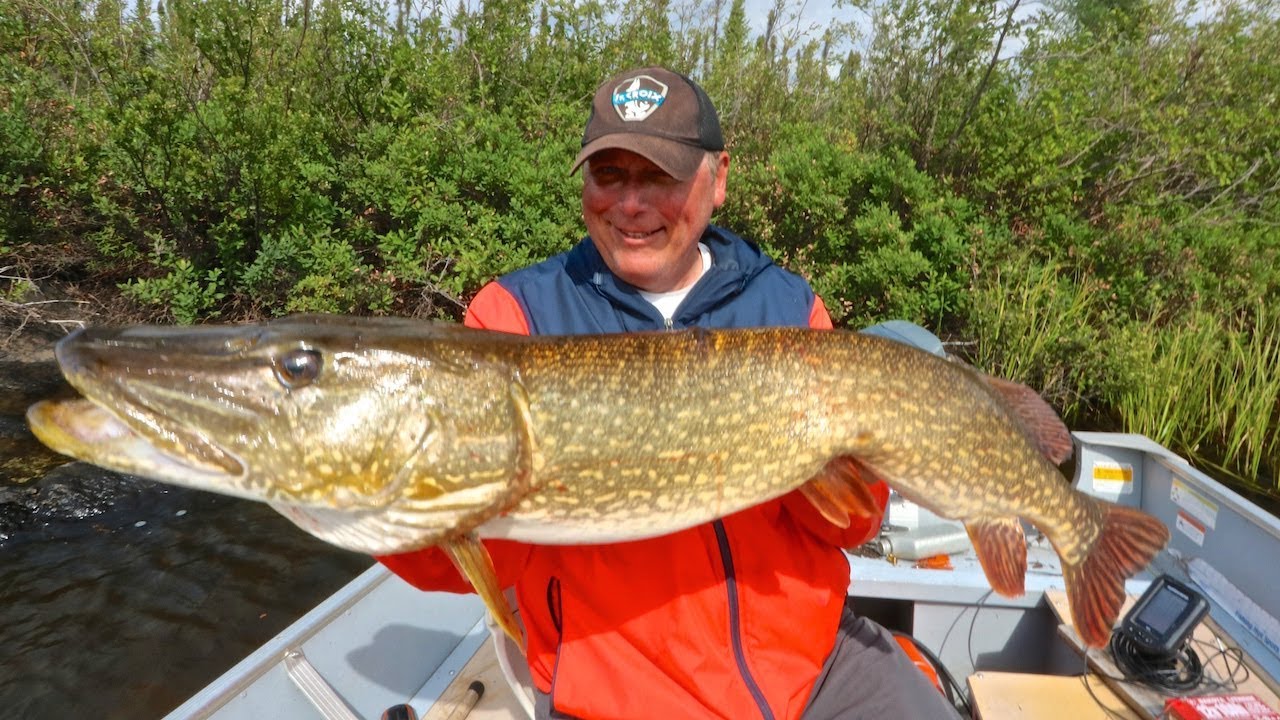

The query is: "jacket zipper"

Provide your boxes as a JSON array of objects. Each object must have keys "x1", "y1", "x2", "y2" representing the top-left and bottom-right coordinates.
[
  {"x1": 713, "y1": 520, "x2": 776, "y2": 720},
  {"x1": 547, "y1": 576, "x2": 564, "y2": 712}
]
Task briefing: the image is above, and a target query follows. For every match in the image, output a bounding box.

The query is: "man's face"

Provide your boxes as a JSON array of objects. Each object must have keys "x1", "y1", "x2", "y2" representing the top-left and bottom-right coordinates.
[{"x1": 581, "y1": 148, "x2": 729, "y2": 293}]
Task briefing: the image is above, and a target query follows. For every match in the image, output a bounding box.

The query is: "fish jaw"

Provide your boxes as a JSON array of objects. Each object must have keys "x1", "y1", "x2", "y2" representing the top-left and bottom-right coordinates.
[
  {"x1": 27, "y1": 398, "x2": 254, "y2": 497},
  {"x1": 40, "y1": 322, "x2": 441, "y2": 509},
  {"x1": 24, "y1": 397, "x2": 494, "y2": 557},
  {"x1": 29, "y1": 319, "x2": 547, "y2": 555}
]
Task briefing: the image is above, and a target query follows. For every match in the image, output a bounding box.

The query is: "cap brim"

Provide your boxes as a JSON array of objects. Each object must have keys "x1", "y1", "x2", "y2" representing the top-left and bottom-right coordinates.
[{"x1": 571, "y1": 134, "x2": 706, "y2": 182}]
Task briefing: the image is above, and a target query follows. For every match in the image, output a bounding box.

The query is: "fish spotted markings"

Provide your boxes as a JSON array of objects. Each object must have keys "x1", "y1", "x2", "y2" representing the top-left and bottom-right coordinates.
[{"x1": 29, "y1": 318, "x2": 1169, "y2": 648}]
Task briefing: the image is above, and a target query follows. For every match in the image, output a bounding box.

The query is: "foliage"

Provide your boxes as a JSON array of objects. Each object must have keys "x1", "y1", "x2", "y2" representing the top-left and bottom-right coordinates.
[
  {"x1": 122, "y1": 257, "x2": 225, "y2": 324},
  {"x1": 2, "y1": 0, "x2": 1277, "y2": 491},
  {"x1": 1117, "y1": 305, "x2": 1280, "y2": 490},
  {"x1": 724, "y1": 126, "x2": 975, "y2": 329},
  {"x1": 965, "y1": 248, "x2": 1121, "y2": 422}
]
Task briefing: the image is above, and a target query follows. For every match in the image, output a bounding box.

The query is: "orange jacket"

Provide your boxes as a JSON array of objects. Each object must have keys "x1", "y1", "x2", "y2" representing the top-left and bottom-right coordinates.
[{"x1": 378, "y1": 241, "x2": 888, "y2": 719}]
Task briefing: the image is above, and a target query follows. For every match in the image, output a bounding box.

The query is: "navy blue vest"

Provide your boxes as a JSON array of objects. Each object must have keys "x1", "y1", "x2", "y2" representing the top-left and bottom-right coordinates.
[{"x1": 495, "y1": 225, "x2": 819, "y2": 334}]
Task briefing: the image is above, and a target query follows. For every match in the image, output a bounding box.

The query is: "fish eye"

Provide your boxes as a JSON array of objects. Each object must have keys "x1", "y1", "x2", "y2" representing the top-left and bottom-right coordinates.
[{"x1": 274, "y1": 349, "x2": 323, "y2": 388}]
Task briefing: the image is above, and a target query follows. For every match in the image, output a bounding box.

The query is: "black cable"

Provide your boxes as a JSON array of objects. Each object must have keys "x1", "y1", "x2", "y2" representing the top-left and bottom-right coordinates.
[
  {"x1": 933, "y1": 586, "x2": 994, "y2": 714},
  {"x1": 1189, "y1": 636, "x2": 1252, "y2": 692},
  {"x1": 1081, "y1": 634, "x2": 1258, "y2": 720},
  {"x1": 1109, "y1": 630, "x2": 1205, "y2": 694},
  {"x1": 893, "y1": 631, "x2": 973, "y2": 718}
]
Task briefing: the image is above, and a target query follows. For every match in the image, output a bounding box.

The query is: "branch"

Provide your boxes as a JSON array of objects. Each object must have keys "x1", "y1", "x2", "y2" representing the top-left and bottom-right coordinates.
[
  {"x1": 23, "y1": 0, "x2": 105, "y2": 88},
  {"x1": 1057, "y1": 133, "x2": 1108, "y2": 170},
  {"x1": 1183, "y1": 156, "x2": 1267, "y2": 224},
  {"x1": 942, "y1": 0, "x2": 1023, "y2": 153}
]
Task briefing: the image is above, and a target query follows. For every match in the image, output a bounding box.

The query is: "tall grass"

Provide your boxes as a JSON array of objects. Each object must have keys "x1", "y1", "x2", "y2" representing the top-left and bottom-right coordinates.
[
  {"x1": 1220, "y1": 307, "x2": 1280, "y2": 488},
  {"x1": 1119, "y1": 305, "x2": 1280, "y2": 493},
  {"x1": 970, "y1": 252, "x2": 1279, "y2": 496},
  {"x1": 967, "y1": 253, "x2": 1114, "y2": 422},
  {"x1": 1118, "y1": 311, "x2": 1223, "y2": 460}
]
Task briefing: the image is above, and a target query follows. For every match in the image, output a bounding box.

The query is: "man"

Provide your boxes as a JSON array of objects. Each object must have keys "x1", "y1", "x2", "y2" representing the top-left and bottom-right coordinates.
[{"x1": 378, "y1": 66, "x2": 958, "y2": 720}]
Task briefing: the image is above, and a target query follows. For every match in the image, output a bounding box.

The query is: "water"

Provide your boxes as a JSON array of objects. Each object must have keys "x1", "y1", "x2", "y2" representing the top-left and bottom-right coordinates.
[
  {"x1": 0, "y1": 331, "x2": 373, "y2": 718},
  {"x1": 0, "y1": 323, "x2": 385, "y2": 719},
  {"x1": 0, "y1": 463, "x2": 372, "y2": 718}
]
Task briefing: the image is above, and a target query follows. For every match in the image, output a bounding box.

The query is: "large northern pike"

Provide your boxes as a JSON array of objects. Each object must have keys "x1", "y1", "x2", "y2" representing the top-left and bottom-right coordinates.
[{"x1": 27, "y1": 315, "x2": 1168, "y2": 649}]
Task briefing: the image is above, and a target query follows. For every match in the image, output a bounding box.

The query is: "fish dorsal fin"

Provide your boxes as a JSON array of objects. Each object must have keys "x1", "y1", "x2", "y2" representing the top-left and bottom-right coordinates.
[
  {"x1": 443, "y1": 535, "x2": 525, "y2": 652},
  {"x1": 964, "y1": 516, "x2": 1028, "y2": 597},
  {"x1": 982, "y1": 375, "x2": 1074, "y2": 465},
  {"x1": 800, "y1": 456, "x2": 882, "y2": 529}
]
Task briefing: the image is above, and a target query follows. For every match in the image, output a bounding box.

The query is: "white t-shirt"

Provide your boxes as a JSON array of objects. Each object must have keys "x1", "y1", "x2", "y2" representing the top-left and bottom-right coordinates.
[{"x1": 637, "y1": 243, "x2": 712, "y2": 321}]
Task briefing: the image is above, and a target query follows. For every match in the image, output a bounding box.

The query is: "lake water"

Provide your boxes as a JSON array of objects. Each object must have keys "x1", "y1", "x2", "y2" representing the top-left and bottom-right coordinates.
[
  {"x1": 0, "y1": 345, "x2": 372, "y2": 718},
  {"x1": 0, "y1": 462, "x2": 372, "y2": 718}
]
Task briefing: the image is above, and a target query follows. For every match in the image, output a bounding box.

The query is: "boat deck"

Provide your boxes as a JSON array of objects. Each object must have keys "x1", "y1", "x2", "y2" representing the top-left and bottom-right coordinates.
[
  {"x1": 421, "y1": 637, "x2": 528, "y2": 720},
  {"x1": 163, "y1": 433, "x2": 1280, "y2": 720}
]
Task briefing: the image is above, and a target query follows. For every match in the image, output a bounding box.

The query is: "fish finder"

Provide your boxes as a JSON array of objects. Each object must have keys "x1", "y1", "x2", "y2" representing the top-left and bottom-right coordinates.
[{"x1": 1117, "y1": 574, "x2": 1209, "y2": 657}]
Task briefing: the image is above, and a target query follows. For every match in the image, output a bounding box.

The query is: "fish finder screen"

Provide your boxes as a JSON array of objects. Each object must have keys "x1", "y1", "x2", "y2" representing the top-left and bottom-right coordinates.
[
  {"x1": 1119, "y1": 574, "x2": 1209, "y2": 657},
  {"x1": 1136, "y1": 585, "x2": 1190, "y2": 635}
]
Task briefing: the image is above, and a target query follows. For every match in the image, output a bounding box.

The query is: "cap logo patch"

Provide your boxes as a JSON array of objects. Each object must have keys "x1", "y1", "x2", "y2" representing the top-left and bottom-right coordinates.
[{"x1": 612, "y1": 75, "x2": 668, "y2": 122}]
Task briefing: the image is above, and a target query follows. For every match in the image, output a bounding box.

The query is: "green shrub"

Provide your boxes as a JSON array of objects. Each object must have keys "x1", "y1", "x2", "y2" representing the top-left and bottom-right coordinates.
[
  {"x1": 122, "y1": 257, "x2": 226, "y2": 324},
  {"x1": 726, "y1": 128, "x2": 974, "y2": 329}
]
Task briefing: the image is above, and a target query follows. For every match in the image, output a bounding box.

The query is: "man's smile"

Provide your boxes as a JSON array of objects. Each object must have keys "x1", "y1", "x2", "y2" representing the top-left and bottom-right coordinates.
[{"x1": 615, "y1": 226, "x2": 664, "y2": 243}]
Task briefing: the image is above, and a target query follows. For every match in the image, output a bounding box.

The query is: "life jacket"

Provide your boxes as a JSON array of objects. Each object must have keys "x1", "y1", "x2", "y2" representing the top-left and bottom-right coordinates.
[{"x1": 378, "y1": 226, "x2": 888, "y2": 719}]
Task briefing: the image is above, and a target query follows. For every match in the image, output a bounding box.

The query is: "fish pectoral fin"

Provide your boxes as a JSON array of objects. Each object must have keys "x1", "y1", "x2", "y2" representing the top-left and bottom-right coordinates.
[
  {"x1": 1061, "y1": 502, "x2": 1170, "y2": 648},
  {"x1": 443, "y1": 535, "x2": 525, "y2": 653},
  {"x1": 965, "y1": 516, "x2": 1028, "y2": 597},
  {"x1": 800, "y1": 456, "x2": 883, "y2": 529},
  {"x1": 981, "y1": 375, "x2": 1074, "y2": 465}
]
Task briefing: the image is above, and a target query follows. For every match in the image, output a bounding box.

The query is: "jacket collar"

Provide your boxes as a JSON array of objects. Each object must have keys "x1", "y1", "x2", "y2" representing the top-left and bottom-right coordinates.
[{"x1": 570, "y1": 225, "x2": 775, "y2": 327}]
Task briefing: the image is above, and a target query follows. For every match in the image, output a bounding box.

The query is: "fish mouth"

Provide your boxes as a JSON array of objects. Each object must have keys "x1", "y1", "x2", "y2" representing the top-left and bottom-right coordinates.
[
  {"x1": 27, "y1": 397, "x2": 247, "y2": 484},
  {"x1": 26, "y1": 325, "x2": 253, "y2": 488}
]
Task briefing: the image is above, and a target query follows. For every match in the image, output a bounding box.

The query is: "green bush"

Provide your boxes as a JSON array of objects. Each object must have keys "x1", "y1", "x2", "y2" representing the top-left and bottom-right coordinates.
[{"x1": 726, "y1": 128, "x2": 974, "y2": 328}]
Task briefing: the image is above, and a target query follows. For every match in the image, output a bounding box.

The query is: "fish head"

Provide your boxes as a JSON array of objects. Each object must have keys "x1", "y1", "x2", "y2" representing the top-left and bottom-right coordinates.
[{"x1": 27, "y1": 316, "x2": 524, "y2": 552}]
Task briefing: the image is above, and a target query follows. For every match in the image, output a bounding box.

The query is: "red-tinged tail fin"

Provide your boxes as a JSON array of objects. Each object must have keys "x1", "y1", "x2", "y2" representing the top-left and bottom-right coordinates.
[
  {"x1": 800, "y1": 456, "x2": 882, "y2": 528},
  {"x1": 965, "y1": 517, "x2": 1028, "y2": 597},
  {"x1": 982, "y1": 375, "x2": 1074, "y2": 465},
  {"x1": 1062, "y1": 503, "x2": 1170, "y2": 647}
]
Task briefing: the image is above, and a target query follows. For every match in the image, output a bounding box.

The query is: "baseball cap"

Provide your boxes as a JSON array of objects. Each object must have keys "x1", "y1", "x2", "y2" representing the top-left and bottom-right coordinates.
[{"x1": 571, "y1": 67, "x2": 725, "y2": 181}]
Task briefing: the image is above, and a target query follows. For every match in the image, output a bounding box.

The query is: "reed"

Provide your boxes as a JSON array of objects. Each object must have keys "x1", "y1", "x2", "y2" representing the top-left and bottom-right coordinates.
[
  {"x1": 972, "y1": 253, "x2": 1278, "y2": 495},
  {"x1": 1117, "y1": 304, "x2": 1279, "y2": 494},
  {"x1": 1117, "y1": 311, "x2": 1222, "y2": 463},
  {"x1": 968, "y1": 253, "x2": 1110, "y2": 422}
]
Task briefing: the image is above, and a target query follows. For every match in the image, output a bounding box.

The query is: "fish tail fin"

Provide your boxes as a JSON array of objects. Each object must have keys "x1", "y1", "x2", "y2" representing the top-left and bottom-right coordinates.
[
  {"x1": 1061, "y1": 502, "x2": 1170, "y2": 647},
  {"x1": 965, "y1": 517, "x2": 1028, "y2": 597},
  {"x1": 444, "y1": 535, "x2": 525, "y2": 652}
]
